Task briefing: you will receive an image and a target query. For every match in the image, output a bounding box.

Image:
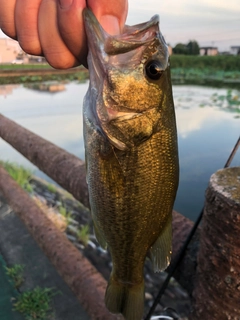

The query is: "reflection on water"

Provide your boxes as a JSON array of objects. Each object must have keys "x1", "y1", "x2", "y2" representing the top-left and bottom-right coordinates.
[
  {"x1": 0, "y1": 82, "x2": 239, "y2": 221},
  {"x1": 0, "y1": 84, "x2": 20, "y2": 97}
]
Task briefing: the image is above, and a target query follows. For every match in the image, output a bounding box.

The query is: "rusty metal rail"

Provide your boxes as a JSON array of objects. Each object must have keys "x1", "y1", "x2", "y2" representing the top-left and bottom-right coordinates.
[{"x1": 0, "y1": 114, "x2": 89, "y2": 208}]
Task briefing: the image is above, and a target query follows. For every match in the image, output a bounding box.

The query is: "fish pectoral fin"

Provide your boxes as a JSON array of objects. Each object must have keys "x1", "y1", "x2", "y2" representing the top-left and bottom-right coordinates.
[
  {"x1": 149, "y1": 216, "x2": 172, "y2": 272},
  {"x1": 93, "y1": 221, "x2": 107, "y2": 250}
]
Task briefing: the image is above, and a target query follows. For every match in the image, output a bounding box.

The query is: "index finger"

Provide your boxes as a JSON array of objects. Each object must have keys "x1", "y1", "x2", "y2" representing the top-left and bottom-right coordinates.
[
  {"x1": 0, "y1": 0, "x2": 17, "y2": 39},
  {"x1": 57, "y1": 0, "x2": 128, "y2": 68}
]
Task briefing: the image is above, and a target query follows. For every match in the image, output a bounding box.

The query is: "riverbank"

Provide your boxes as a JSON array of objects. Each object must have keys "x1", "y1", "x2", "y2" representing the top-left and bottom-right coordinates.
[
  {"x1": 0, "y1": 65, "x2": 88, "y2": 85},
  {"x1": 1, "y1": 56, "x2": 240, "y2": 87},
  {"x1": 0, "y1": 162, "x2": 191, "y2": 319}
]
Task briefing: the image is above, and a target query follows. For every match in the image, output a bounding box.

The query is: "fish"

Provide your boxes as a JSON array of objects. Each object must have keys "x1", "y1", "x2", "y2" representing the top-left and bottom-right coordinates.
[{"x1": 83, "y1": 8, "x2": 179, "y2": 320}]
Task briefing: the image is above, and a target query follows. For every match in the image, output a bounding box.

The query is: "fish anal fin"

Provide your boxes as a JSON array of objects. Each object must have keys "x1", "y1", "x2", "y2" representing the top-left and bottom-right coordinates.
[
  {"x1": 93, "y1": 220, "x2": 107, "y2": 250},
  {"x1": 149, "y1": 216, "x2": 172, "y2": 272},
  {"x1": 105, "y1": 276, "x2": 144, "y2": 320}
]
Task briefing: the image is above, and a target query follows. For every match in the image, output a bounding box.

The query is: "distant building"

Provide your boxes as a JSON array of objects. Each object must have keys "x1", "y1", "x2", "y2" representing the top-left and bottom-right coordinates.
[
  {"x1": 218, "y1": 51, "x2": 231, "y2": 55},
  {"x1": 0, "y1": 38, "x2": 21, "y2": 63},
  {"x1": 200, "y1": 46, "x2": 218, "y2": 56},
  {"x1": 168, "y1": 45, "x2": 173, "y2": 56},
  {"x1": 230, "y1": 46, "x2": 240, "y2": 55}
]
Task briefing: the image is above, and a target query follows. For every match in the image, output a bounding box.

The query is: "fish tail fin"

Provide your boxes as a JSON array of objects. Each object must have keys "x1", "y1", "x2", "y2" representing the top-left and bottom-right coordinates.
[{"x1": 105, "y1": 276, "x2": 144, "y2": 320}]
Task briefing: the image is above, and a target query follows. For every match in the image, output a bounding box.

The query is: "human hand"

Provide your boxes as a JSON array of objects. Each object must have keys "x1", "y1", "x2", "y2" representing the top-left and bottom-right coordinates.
[{"x1": 0, "y1": 0, "x2": 128, "y2": 68}]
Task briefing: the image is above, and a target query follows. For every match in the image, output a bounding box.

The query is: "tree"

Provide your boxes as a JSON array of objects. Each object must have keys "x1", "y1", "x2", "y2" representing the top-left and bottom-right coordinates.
[
  {"x1": 187, "y1": 40, "x2": 200, "y2": 55},
  {"x1": 173, "y1": 40, "x2": 200, "y2": 55},
  {"x1": 172, "y1": 43, "x2": 188, "y2": 55}
]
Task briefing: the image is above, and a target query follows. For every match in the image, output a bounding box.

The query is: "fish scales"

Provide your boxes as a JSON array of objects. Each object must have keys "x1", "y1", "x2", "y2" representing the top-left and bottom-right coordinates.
[{"x1": 83, "y1": 9, "x2": 179, "y2": 320}]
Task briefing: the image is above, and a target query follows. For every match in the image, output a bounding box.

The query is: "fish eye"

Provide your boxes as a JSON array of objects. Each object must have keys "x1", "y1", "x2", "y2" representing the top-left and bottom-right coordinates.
[{"x1": 145, "y1": 60, "x2": 163, "y2": 80}]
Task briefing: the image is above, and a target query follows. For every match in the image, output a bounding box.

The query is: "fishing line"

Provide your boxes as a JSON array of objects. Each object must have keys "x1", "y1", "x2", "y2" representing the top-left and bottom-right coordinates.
[{"x1": 145, "y1": 135, "x2": 240, "y2": 320}]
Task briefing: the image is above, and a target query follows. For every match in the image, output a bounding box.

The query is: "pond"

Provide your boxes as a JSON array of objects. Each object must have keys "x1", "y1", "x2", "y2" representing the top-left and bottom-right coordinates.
[{"x1": 0, "y1": 82, "x2": 239, "y2": 221}]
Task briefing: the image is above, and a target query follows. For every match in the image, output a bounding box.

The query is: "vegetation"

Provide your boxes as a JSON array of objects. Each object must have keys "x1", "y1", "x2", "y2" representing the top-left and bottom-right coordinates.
[
  {"x1": 14, "y1": 287, "x2": 57, "y2": 320},
  {"x1": 5, "y1": 264, "x2": 24, "y2": 288},
  {"x1": 0, "y1": 72, "x2": 88, "y2": 85},
  {"x1": 0, "y1": 161, "x2": 33, "y2": 192},
  {"x1": 0, "y1": 64, "x2": 52, "y2": 70},
  {"x1": 47, "y1": 183, "x2": 57, "y2": 193},
  {"x1": 172, "y1": 43, "x2": 189, "y2": 55},
  {"x1": 170, "y1": 54, "x2": 240, "y2": 71},
  {"x1": 5, "y1": 263, "x2": 58, "y2": 319},
  {"x1": 173, "y1": 40, "x2": 200, "y2": 55},
  {"x1": 211, "y1": 89, "x2": 240, "y2": 117},
  {"x1": 186, "y1": 40, "x2": 200, "y2": 55},
  {"x1": 77, "y1": 225, "x2": 90, "y2": 246},
  {"x1": 0, "y1": 64, "x2": 88, "y2": 85},
  {"x1": 58, "y1": 204, "x2": 72, "y2": 225},
  {"x1": 169, "y1": 55, "x2": 240, "y2": 87}
]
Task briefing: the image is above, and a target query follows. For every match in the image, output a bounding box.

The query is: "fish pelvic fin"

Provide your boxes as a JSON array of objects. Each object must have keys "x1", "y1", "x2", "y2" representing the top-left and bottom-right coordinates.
[
  {"x1": 149, "y1": 215, "x2": 172, "y2": 272},
  {"x1": 105, "y1": 276, "x2": 144, "y2": 320}
]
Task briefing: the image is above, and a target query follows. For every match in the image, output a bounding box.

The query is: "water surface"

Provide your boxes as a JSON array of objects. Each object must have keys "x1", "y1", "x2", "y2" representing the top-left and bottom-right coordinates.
[{"x1": 0, "y1": 82, "x2": 239, "y2": 221}]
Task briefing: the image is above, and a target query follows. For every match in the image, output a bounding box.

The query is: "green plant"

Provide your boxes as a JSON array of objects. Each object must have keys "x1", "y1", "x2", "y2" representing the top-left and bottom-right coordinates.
[
  {"x1": 5, "y1": 264, "x2": 24, "y2": 288},
  {"x1": 170, "y1": 54, "x2": 240, "y2": 71},
  {"x1": 77, "y1": 225, "x2": 90, "y2": 246},
  {"x1": 0, "y1": 161, "x2": 33, "y2": 192},
  {"x1": 211, "y1": 89, "x2": 240, "y2": 112},
  {"x1": 58, "y1": 205, "x2": 72, "y2": 225},
  {"x1": 14, "y1": 287, "x2": 57, "y2": 320},
  {"x1": 47, "y1": 183, "x2": 57, "y2": 193}
]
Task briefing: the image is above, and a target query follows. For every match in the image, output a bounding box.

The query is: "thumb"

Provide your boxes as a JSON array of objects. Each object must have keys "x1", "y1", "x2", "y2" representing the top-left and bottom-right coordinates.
[{"x1": 87, "y1": 0, "x2": 128, "y2": 35}]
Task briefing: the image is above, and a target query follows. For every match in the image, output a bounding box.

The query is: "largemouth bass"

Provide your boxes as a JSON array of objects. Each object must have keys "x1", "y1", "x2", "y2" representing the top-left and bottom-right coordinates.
[{"x1": 83, "y1": 9, "x2": 179, "y2": 320}]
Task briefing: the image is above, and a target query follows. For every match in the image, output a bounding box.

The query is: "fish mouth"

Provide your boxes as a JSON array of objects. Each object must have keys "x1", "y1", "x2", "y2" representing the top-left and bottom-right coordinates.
[{"x1": 83, "y1": 8, "x2": 161, "y2": 56}]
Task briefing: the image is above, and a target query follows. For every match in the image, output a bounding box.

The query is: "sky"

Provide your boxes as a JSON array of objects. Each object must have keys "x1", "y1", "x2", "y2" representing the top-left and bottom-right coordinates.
[
  {"x1": 126, "y1": 0, "x2": 240, "y2": 51},
  {"x1": 0, "y1": 0, "x2": 239, "y2": 52}
]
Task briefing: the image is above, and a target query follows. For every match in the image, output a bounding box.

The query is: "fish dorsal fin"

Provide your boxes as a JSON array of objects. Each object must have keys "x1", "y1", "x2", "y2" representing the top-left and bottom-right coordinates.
[{"x1": 149, "y1": 216, "x2": 172, "y2": 272}]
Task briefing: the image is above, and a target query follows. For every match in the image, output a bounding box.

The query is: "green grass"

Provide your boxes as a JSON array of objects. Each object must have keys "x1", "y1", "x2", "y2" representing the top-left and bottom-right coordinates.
[
  {"x1": 47, "y1": 183, "x2": 57, "y2": 193},
  {"x1": 170, "y1": 54, "x2": 240, "y2": 71},
  {"x1": 0, "y1": 161, "x2": 33, "y2": 192},
  {"x1": 5, "y1": 264, "x2": 24, "y2": 289},
  {"x1": 14, "y1": 287, "x2": 57, "y2": 320},
  {"x1": 0, "y1": 72, "x2": 88, "y2": 85},
  {"x1": 170, "y1": 68, "x2": 240, "y2": 88},
  {"x1": 0, "y1": 64, "x2": 52, "y2": 70},
  {"x1": 77, "y1": 225, "x2": 90, "y2": 246},
  {"x1": 58, "y1": 205, "x2": 72, "y2": 225},
  {"x1": 169, "y1": 55, "x2": 240, "y2": 86},
  {"x1": 0, "y1": 63, "x2": 89, "y2": 85}
]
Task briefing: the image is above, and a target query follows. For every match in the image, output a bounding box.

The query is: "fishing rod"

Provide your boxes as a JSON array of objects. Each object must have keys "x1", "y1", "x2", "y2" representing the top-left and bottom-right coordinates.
[{"x1": 145, "y1": 135, "x2": 240, "y2": 320}]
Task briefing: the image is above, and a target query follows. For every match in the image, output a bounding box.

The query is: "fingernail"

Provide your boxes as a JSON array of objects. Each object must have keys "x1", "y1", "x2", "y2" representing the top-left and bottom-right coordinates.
[
  {"x1": 58, "y1": 0, "x2": 73, "y2": 10},
  {"x1": 100, "y1": 15, "x2": 120, "y2": 35}
]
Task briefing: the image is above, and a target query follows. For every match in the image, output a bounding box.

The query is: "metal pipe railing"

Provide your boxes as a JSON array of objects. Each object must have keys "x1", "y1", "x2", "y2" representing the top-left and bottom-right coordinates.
[{"x1": 0, "y1": 113, "x2": 89, "y2": 208}]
